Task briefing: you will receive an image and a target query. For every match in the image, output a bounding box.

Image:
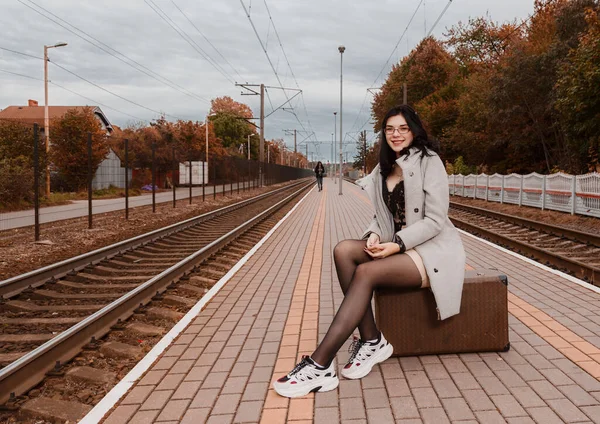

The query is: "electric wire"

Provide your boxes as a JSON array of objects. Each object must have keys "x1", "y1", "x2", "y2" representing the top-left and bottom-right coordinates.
[
  {"x1": 145, "y1": 0, "x2": 236, "y2": 84},
  {"x1": 17, "y1": 0, "x2": 210, "y2": 104}
]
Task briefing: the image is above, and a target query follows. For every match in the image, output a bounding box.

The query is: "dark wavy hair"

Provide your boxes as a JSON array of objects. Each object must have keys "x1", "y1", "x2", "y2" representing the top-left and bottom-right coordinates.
[{"x1": 379, "y1": 105, "x2": 439, "y2": 178}]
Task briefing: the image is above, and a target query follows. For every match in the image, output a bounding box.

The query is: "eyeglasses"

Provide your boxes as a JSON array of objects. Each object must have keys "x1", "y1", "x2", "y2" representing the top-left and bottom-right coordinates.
[{"x1": 385, "y1": 126, "x2": 411, "y2": 135}]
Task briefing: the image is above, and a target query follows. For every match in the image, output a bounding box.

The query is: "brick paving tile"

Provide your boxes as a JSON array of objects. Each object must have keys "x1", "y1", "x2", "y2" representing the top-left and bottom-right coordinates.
[
  {"x1": 511, "y1": 363, "x2": 546, "y2": 381},
  {"x1": 508, "y1": 386, "x2": 546, "y2": 408},
  {"x1": 213, "y1": 357, "x2": 238, "y2": 373},
  {"x1": 315, "y1": 390, "x2": 338, "y2": 408},
  {"x1": 156, "y1": 399, "x2": 190, "y2": 421},
  {"x1": 420, "y1": 407, "x2": 450, "y2": 424},
  {"x1": 121, "y1": 385, "x2": 154, "y2": 405},
  {"x1": 546, "y1": 398, "x2": 592, "y2": 422},
  {"x1": 139, "y1": 389, "x2": 173, "y2": 411},
  {"x1": 242, "y1": 382, "x2": 269, "y2": 402},
  {"x1": 201, "y1": 371, "x2": 229, "y2": 389},
  {"x1": 400, "y1": 357, "x2": 424, "y2": 372},
  {"x1": 389, "y1": 397, "x2": 419, "y2": 419},
  {"x1": 441, "y1": 397, "x2": 476, "y2": 421},
  {"x1": 361, "y1": 370, "x2": 386, "y2": 389},
  {"x1": 451, "y1": 372, "x2": 481, "y2": 391},
  {"x1": 221, "y1": 376, "x2": 249, "y2": 395},
  {"x1": 171, "y1": 380, "x2": 201, "y2": 400},
  {"x1": 385, "y1": 378, "x2": 411, "y2": 397},
  {"x1": 156, "y1": 373, "x2": 185, "y2": 391},
  {"x1": 340, "y1": 398, "x2": 367, "y2": 420},
  {"x1": 103, "y1": 404, "x2": 139, "y2": 424},
  {"x1": 233, "y1": 400, "x2": 263, "y2": 423},
  {"x1": 289, "y1": 398, "x2": 314, "y2": 421},
  {"x1": 183, "y1": 365, "x2": 210, "y2": 382},
  {"x1": 431, "y1": 378, "x2": 461, "y2": 399},
  {"x1": 128, "y1": 409, "x2": 160, "y2": 423},
  {"x1": 363, "y1": 388, "x2": 389, "y2": 409},
  {"x1": 189, "y1": 388, "x2": 220, "y2": 409},
  {"x1": 405, "y1": 370, "x2": 433, "y2": 388},
  {"x1": 461, "y1": 388, "x2": 496, "y2": 411},
  {"x1": 423, "y1": 363, "x2": 450, "y2": 380},
  {"x1": 314, "y1": 407, "x2": 340, "y2": 424},
  {"x1": 138, "y1": 369, "x2": 168, "y2": 386},
  {"x1": 395, "y1": 420, "x2": 423, "y2": 424},
  {"x1": 526, "y1": 407, "x2": 566, "y2": 424},
  {"x1": 339, "y1": 380, "x2": 362, "y2": 398},
  {"x1": 473, "y1": 410, "x2": 508, "y2": 423},
  {"x1": 506, "y1": 418, "x2": 536, "y2": 424},
  {"x1": 412, "y1": 387, "x2": 442, "y2": 408},
  {"x1": 366, "y1": 407, "x2": 394, "y2": 423},
  {"x1": 529, "y1": 380, "x2": 567, "y2": 401},
  {"x1": 558, "y1": 385, "x2": 600, "y2": 406},
  {"x1": 491, "y1": 394, "x2": 528, "y2": 418},
  {"x1": 206, "y1": 414, "x2": 234, "y2": 424},
  {"x1": 580, "y1": 406, "x2": 600, "y2": 423},
  {"x1": 259, "y1": 408, "x2": 287, "y2": 424}
]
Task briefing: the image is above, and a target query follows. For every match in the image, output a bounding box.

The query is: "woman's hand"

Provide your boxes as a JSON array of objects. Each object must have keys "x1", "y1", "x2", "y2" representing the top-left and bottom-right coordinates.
[
  {"x1": 366, "y1": 233, "x2": 380, "y2": 250},
  {"x1": 364, "y1": 242, "x2": 401, "y2": 259}
]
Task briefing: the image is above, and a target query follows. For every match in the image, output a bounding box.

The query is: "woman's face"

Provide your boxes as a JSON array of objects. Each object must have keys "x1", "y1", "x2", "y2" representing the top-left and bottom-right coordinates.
[{"x1": 385, "y1": 114, "x2": 413, "y2": 156}]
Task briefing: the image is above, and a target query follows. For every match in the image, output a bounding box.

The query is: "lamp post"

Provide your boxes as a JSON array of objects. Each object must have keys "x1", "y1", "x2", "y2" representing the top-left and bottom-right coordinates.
[
  {"x1": 338, "y1": 45, "x2": 345, "y2": 195},
  {"x1": 44, "y1": 41, "x2": 67, "y2": 198},
  {"x1": 333, "y1": 112, "x2": 337, "y2": 184}
]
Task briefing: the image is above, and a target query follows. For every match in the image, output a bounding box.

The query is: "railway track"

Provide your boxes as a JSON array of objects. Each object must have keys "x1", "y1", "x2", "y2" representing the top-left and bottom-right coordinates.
[
  {"x1": 0, "y1": 180, "x2": 312, "y2": 421},
  {"x1": 449, "y1": 201, "x2": 600, "y2": 285}
]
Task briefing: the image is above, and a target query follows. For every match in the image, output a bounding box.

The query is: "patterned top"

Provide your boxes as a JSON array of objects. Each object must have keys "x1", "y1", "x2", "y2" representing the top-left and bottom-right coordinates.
[{"x1": 382, "y1": 178, "x2": 406, "y2": 233}]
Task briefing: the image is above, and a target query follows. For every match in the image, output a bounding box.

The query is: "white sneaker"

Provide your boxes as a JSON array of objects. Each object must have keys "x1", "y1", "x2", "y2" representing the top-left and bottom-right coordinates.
[
  {"x1": 341, "y1": 333, "x2": 394, "y2": 379},
  {"x1": 273, "y1": 355, "x2": 339, "y2": 398}
]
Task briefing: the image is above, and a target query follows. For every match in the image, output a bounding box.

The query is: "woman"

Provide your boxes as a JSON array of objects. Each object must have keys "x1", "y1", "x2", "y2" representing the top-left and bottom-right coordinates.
[
  {"x1": 273, "y1": 105, "x2": 466, "y2": 398},
  {"x1": 314, "y1": 161, "x2": 325, "y2": 191}
]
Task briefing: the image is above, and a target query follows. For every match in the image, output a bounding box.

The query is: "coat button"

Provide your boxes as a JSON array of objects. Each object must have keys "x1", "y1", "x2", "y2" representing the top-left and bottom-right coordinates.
[
  {"x1": 434, "y1": 268, "x2": 439, "y2": 273},
  {"x1": 414, "y1": 208, "x2": 419, "y2": 213},
  {"x1": 409, "y1": 171, "x2": 414, "y2": 177}
]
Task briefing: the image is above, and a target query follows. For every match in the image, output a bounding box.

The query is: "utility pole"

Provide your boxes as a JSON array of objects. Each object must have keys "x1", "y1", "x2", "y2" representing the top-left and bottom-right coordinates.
[
  {"x1": 363, "y1": 130, "x2": 367, "y2": 174},
  {"x1": 260, "y1": 83, "x2": 264, "y2": 185},
  {"x1": 334, "y1": 112, "x2": 337, "y2": 184},
  {"x1": 338, "y1": 45, "x2": 345, "y2": 195},
  {"x1": 294, "y1": 129, "x2": 297, "y2": 153}
]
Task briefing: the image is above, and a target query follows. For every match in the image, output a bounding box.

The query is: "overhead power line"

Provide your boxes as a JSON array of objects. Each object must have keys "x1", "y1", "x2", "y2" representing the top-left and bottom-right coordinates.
[
  {"x1": 17, "y1": 0, "x2": 210, "y2": 104},
  {"x1": 239, "y1": 0, "x2": 315, "y2": 141},
  {"x1": 145, "y1": 0, "x2": 236, "y2": 84},
  {"x1": 170, "y1": 0, "x2": 245, "y2": 82},
  {"x1": 0, "y1": 68, "x2": 147, "y2": 122}
]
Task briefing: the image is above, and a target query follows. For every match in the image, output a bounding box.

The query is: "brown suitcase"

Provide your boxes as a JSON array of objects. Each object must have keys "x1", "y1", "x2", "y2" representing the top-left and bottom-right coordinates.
[{"x1": 374, "y1": 269, "x2": 509, "y2": 357}]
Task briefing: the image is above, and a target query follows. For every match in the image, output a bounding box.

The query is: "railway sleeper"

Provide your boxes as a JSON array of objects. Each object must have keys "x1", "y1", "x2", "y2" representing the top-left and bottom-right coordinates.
[
  {"x1": 72, "y1": 272, "x2": 153, "y2": 282},
  {"x1": 30, "y1": 289, "x2": 121, "y2": 300},
  {"x1": 3, "y1": 300, "x2": 102, "y2": 312},
  {"x1": 56, "y1": 280, "x2": 139, "y2": 290}
]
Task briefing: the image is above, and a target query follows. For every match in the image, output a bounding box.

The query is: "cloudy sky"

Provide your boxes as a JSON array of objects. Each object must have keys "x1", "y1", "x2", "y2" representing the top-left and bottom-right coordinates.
[{"x1": 0, "y1": 0, "x2": 533, "y2": 162}]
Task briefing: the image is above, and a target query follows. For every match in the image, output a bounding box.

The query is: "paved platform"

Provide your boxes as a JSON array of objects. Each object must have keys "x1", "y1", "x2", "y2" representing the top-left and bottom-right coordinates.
[{"x1": 88, "y1": 177, "x2": 600, "y2": 424}]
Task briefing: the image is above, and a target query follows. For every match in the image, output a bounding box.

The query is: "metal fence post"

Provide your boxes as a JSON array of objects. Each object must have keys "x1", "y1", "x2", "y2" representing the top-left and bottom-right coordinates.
[
  {"x1": 486, "y1": 175, "x2": 489, "y2": 202},
  {"x1": 542, "y1": 175, "x2": 546, "y2": 210},
  {"x1": 189, "y1": 158, "x2": 192, "y2": 205},
  {"x1": 474, "y1": 175, "x2": 477, "y2": 199},
  {"x1": 125, "y1": 138, "x2": 129, "y2": 220},
  {"x1": 88, "y1": 132, "x2": 93, "y2": 229},
  {"x1": 519, "y1": 175, "x2": 523, "y2": 207},
  {"x1": 213, "y1": 163, "x2": 217, "y2": 200},
  {"x1": 151, "y1": 143, "x2": 156, "y2": 213},
  {"x1": 571, "y1": 175, "x2": 576, "y2": 215},
  {"x1": 202, "y1": 160, "x2": 205, "y2": 202},
  {"x1": 33, "y1": 123, "x2": 40, "y2": 241},
  {"x1": 501, "y1": 175, "x2": 505, "y2": 204},
  {"x1": 172, "y1": 147, "x2": 176, "y2": 208}
]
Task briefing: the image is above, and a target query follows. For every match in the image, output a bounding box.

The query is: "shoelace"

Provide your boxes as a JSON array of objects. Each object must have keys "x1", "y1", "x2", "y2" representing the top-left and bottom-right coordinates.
[
  {"x1": 289, "y1": 356, "x2": 310, "y2": 376},
  {"x1": 347, "y1": 338, "x2": 366, "y2": 363}
]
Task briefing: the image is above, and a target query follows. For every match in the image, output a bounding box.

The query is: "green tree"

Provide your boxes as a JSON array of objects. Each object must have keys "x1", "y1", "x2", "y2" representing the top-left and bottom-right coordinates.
[{"x1": 352, "y1": 131, "x2": 368, "y2": 171}]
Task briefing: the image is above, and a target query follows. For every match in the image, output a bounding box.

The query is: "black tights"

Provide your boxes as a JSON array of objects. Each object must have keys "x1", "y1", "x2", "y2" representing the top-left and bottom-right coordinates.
[{"x1": 311, "y1": 239, "x2": 422, "y2": 366}]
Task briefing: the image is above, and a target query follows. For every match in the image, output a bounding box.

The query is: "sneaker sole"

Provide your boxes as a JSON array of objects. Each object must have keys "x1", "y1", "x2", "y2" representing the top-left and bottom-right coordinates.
[
  {"x1": 273, "y1": 377, "x2": 339, "y2": 398},
  {"x1": 341, "y1": 343, "x2": 394, "y2": 380}
]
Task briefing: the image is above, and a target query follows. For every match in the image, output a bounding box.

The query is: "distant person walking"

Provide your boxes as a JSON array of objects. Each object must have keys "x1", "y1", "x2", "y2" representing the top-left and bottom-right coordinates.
[{"x1": 315, "y1": 161, "x2": 325, "y2": 191}]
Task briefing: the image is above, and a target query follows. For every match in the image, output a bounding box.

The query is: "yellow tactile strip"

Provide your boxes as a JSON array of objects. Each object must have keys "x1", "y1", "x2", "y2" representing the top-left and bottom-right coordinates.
[
  {"x1": 260, "y1": 189, "x2": 327, "y2": 424},
  {"x1": 509, "y1": 293, "x2": 600, "y2": 379}
]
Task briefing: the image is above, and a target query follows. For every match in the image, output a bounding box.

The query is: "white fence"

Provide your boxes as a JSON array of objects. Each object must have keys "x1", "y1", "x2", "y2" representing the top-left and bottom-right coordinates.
[{"x1": 448, "y1": 172, "x2": 600, "y2": 218}]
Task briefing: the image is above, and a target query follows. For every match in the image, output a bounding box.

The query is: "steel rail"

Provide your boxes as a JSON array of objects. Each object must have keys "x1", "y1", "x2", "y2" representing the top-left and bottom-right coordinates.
[
  {"x1": 0, "y1": 181, "x2": 312, "y2": 404},
  {"x1": 0, "y1": 180, "x2": 308, "y2": 298},
  {"x1": 450, "y1": 216, "x2": 599, "y2": 286},
  {"x1": 449, "y1": 201, "x2": 600, "y2": 247}
]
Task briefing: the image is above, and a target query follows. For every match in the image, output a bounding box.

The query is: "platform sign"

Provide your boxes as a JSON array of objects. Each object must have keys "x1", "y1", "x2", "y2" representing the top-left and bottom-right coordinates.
[{"x1": 179, "y1": 161, "x2": 208, "y2": 185}]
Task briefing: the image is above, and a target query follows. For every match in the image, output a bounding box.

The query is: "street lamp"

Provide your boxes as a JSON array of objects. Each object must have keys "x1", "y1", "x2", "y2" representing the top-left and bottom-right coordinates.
[
  {"x1": 44, "y1": 41, "x2": 67, "y2": 197},
  {"x1": 333, "y1": 112, "x2": 337, "y2": 184},
  {"x1": 338, "y1": 45, "x2": 345, "y2": 195}
]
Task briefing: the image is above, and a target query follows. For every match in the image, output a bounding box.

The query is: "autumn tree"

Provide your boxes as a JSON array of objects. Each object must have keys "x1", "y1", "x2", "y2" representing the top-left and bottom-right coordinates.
[
  {"x1": 555, "y1": 7, "x2": 600, "y2": 172},
  {"x1": 50, "y1": 108, "x2": 109, "y2": 191},
  {"x1": 209, "y1": 96, "x2": 256, "y2": 150}
]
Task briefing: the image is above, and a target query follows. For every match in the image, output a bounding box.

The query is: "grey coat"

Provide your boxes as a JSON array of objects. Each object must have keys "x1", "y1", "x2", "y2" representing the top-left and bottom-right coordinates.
[{"x1": 356, "y1": 147, "x2": 465, "y2": 320}]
